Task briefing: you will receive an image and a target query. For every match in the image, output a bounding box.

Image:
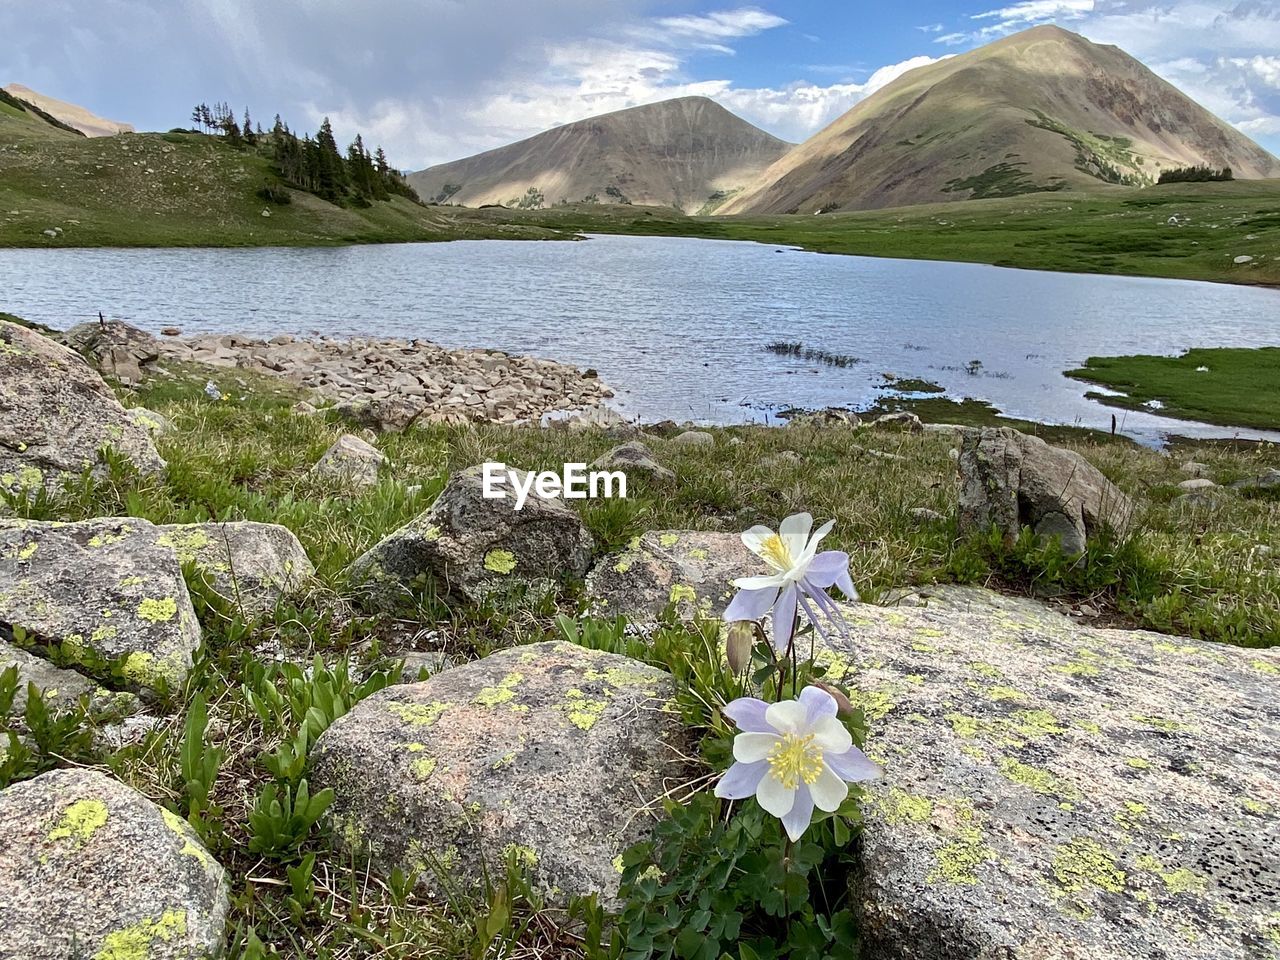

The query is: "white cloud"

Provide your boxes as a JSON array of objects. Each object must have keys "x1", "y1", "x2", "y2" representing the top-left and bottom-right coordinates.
[
  {"x1": 972, "y1": 1, "x2": 1094, "y2": 25},
  {"x1": 652, "y1": 8, "x2": 788, "y2": 40}
]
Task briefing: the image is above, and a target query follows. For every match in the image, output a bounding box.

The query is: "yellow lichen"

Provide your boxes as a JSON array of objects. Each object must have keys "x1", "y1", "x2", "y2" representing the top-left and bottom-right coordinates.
[
  {"x1": 121, "y1": 652, "x2": 185, "y2": 689},
  {"x1": 613, "y1": 557, "x2": 633, "y2": 574},
  {"x1": 474, "y1": 672, "x2": 524, "y2": 707},
  {"x1": 999, "y1": 757, "x2": 1074, "y2": 797},
  {"x1": 389, "y1": 700, "x2": 450, "y2": 727},
  {"x1": 160, "y1": 807, "x2": 215, "y2": 870},
  {"x1": 1011, "y1": 709, "x2": 1066, "y2": 738},
  {"x1": 1053, "y1": 838, "x2": 1126, "y2": 895},
  {"x1": 504, "y1": 843, "x2": 538, "y2": 868},
  {"x1": 410, "y1": 757, "x2": 438, "y2": 781},
  {"x1": 155, "y1": 528, "x2": 212, "y2": 564},
  {"x1": 1114, "y1": 801, "x2": 1147, "y2": 830},
  {"x1": 484, "y1": 549, "x2": 517, "y2": 575},
  {"x1": 93, "y1": 908, "x2": 188, "y2": 960},
  {"x1": 1160, "y1": 867, "x2": 1208, "y2": 895},
  {"x1": 927, "y1": 803, "x2": 990, "y2": 886},
  {"x1": 564, "y1": 688, "x2": 607, "y2": 730},
  {"x1": 658, "y1": 533, "x2": 679, "y2": 548},
  {"x1": 48, "y1": 798, "x2": 108, "y2": 846},
  {"x1": 136, "y1": 597, "x2": 178, "y2": 623},
  {"x1": 669, "y1": 584, "x2": 696, "y2": 604},
  {"x1": 874, "y1": 787, "x2": 933, "y2": 824}
]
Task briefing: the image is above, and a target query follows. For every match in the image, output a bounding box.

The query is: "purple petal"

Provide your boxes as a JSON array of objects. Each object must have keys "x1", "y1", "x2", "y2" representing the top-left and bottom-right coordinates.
[
  {"x1": 771, "y1": 583, "x2": 799, "y2": 654},
  {"x1": 781, "y1": 783, "x2": 815, "y2": 842},
  {"x1": 804, "y1": 551, "x2": 850, "y2": 588},
  {"x1": 833, "y1": 570, "x2": 858, "y2": 602},
  {"x1": 798, "y1": 686, "x2": 837, "y2": 726},
  {"x1": 797, "y1": 594, "x2": 831, "y2": 642},
  {"x1": 825, "y1": 746, "x2": 883, "y2": 784},
  {"x1": 724, "y1": 586, "x2": 779, "y2": 624},
  {"x1": 800, "y1": 583, "x2": 850, "y2": 638},
  {"x1": 722, "y1": 697, "x2": 772, "y2": 732},
  {"x1": 714, "y1": 760, "x2": 769, "y2": 800}
]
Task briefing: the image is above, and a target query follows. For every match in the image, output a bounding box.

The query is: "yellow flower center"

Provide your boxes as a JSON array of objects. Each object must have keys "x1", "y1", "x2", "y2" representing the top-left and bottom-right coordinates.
[
  {"x1": 767, "y1": 732, "x2": 824, "y2": 789},
  {"x1": 759, "y1": 533, "x2": 794, "y2": 571}
]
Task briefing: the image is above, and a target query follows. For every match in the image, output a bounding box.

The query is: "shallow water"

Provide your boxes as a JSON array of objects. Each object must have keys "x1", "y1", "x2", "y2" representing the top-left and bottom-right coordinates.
[{"x1": 2, "y1": 235, "x2": 1278, "y2": 443}]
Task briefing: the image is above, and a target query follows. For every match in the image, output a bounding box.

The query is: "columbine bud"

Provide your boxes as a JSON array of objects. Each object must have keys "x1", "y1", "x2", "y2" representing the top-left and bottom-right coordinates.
[
  {"x1": 812, "y1": 680, "x2": 856, "y2": 717},
  {"x1": 725, "y1": 621, "x2": 755, "y2": 675}
]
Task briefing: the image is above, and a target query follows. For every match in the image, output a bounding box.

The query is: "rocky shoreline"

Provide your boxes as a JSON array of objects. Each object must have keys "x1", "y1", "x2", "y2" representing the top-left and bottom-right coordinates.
[{"x1": 67, "y1": 320, "x2": 616, "y2": 427}]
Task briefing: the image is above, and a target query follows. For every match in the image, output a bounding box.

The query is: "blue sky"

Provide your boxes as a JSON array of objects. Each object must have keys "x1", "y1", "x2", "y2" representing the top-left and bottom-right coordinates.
[{"x1": 5, "y1": 1, "x2": 1279, "y2": 168}]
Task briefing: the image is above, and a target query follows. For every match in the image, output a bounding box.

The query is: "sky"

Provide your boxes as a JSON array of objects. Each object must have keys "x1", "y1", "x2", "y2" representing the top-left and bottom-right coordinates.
[{"x1": 5, "y1": 1, "x2": 1280, "y2": 171}]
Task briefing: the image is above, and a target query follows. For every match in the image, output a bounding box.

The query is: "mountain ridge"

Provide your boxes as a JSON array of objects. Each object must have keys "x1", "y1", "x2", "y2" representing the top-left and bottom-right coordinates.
[
  {"x1": 2, "y1": 83, "x2": 134, "y2": 138},
  {"x1": 719, "y1": 25, "x2": 1280, "y2": 215},
  {"x1": 407, "y1": 96, "x2": 792, "y2": 214}
]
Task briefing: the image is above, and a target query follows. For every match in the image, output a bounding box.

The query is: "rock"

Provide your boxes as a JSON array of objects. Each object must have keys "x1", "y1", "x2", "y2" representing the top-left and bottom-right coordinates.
[
  {"x1": 1177, "y1": 478, "x2": 1217, "y2": 491},
  {"x1": 61, "y1": 319, "x2": 164, "y2": 385},
  {"x1": 1233, "y1": 255, "x2": 1254, "y2": 264},
  {"x1": 310, "y1": 434, "x2": 386, "y2": 488},
  {"x1": 872, "y1": 412, "x2": 924, "y2": 433},
  {"x1": 348, "y1": 464, "x2": 594, "y2": 606},
  {"x1": 0, "y1": 319, "x2": 165, "y2": 497},
  {"x1": 585, "y1": 530, "x2": 764, "y2": 621},
  {"x1": 336, "y1": 397, "x2": 422, "y2": 433},
  {"x1": 129, "y1": 407, "x2": 175, "y2": 437},
  {"x1": 155, "y1": 522, "x2": 314, "y2": 617},
  {"x1": 0, "y1": 768, "x2": 229, "y2": 960},
  {"x1": 311, "y1": 641, "x2": 689, "y2": 907},
  {"x1": 1179, "y1": 461, "x2": 1211, "y2": 478},
  {"x1": 671, "y1": 430, "x2": 714, "y2": 447},
  {"x1": 817, "y1": 588, "x2": 1280, "y2": 960},
  {"x1": 787, "y1": 408, "x2": 862, "y2": 429},
  {"x1": 1174, "y1": 491, "x2": 1224, "y2": 512},
  {"x1": 293, "y1": 400, "x2": 319, "y2": 416},
  {"x1": 1231, "y1": 469, "x2": 1280, "y2": 494},
  {"x1": 923, "y1": 423, "x2": 965, "y2": 437},
  {"x1": 908, "y1": 507, "x2": 946, "y2": 525},
  {"x1": 591, "y1": 440, "x2": 675, "y2": 485},
  {"x1": 0, "y1": 640, "x2": 137, "y2": 715},
  {"x1": 161, "y1": 327, "x2": 182, "y2": 337},
  {"x1": 0, "y1": 518, "x2": 201, "y2": 694},
  {"x1": 958, "y1": 428, "x2": 1134, "y2": 556}
]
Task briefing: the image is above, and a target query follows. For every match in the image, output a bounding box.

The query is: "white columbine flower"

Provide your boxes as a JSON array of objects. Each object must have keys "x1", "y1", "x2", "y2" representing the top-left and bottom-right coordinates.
[
  {"x1": 724, "y1": 512, "x2": 857, "y2": 653},
  {"x1": 714, "y1": 687, "x2": 881, "y2": 841}
]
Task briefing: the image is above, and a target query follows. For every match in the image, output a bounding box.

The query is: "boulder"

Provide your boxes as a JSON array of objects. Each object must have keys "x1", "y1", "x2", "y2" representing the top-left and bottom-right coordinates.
[
  {"x1": 1177, "y1": 478, "x2": 1217, "y2": 491},
  {"x1": 908, "y1": 507, "x2": 946, "y2": 525},
  {"x1": 61, "y1": 319, "x2": 163, "y2": 385},
  {"x1": 336, "y1": 397, "x2": 422, "y2": 433},
  {"x1": 591, "y1": 440, "x2": 674, "y2": 485},
  {"x1": 156, "y1": 522, "x2": 314, "y2": 617},
  {"x1": 958, "y1": 428, "x2": 1134, "y2": 556},
  {"x1": 311, "y1": 641, "x2": 689, "y2": 907},
  {"x1": 1179, "y1": 461, "x2": 1211, "y2": 478},
  {"x1": 815, "y1": 588, "x2": 1280, "y2": 960},
  {"x1": 0, "y1": 518, "x2": 201, "y2": 694},
  {"x1": 872, "y1": 411, "x2": 924, "y2": 433},
  {"x1": 585, "y1": 530, "x2": 764, "y2": 621},
  {"x1": 310, "y1": 434, "x2": 386, "y2": 488},
  {"x1": 0, "y1": 319, "x2": 165, "y2": 498},
  {"x1": 786, "y1": 408, "x2": 862, "y2": 429},
  {"x1": 348, "y1": 464, "x2": 594, "y2": 606},
  {"x1": 0, "y1": 640, "x2": 137, "y2": 715},
  {"x1": 0, "y1": 768, "x2": 229, "y2": 960},
  {"x1": 1232, "y1": 469, "x2": 1280, "y2": 494},
  {"x1": 671, "y1": 430, "x2": 714, "y2": 447}
]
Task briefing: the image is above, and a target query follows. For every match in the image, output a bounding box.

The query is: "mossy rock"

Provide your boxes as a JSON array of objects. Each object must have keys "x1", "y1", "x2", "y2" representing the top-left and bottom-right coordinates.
[{"x1": 825, "y1": 587, "x2": 1280, "y2": 960}]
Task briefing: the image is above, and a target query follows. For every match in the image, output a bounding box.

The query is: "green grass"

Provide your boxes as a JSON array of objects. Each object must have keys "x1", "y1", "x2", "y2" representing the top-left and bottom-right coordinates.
[
  {"x1": 2, "y1": 324, "x2": 1279, "y2": 957},
  {"x1": 0, "y1": 119, "x2": 567, "y2": 248},
  {"x1": 4, "y1": 107, "x2": 1277, "y2": 286},
  {"x1": 1065, "y1": 347, "x2": 1280, "y2": 431},
  {"x1": 485, "y1": 180, "x2": 1280, "y2": 286}
]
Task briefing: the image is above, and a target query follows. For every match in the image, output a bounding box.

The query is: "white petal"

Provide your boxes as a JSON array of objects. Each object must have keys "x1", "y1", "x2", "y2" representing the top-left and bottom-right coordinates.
[
  {"x1": 812, "y1": 714, "x2": 853, "y2": 753},
  {"x1": 731, "y1": 573, "x2": 788, "y2": 591},
  {"x1": 795, "y1": 519, "x2": 836, "y2": 567},
  {"x1": 765, "y1": 699, "x2": 808, "y2": 735},
  {"x1": 779, "y1": 513, "x2": 813, "y2": 558},
  {"x1": 741, "y1": 526, "x2": 776, "y2": 556},
  {"x1": 781, "y1": 785, "x2": 815, "y2": 842},
  {"x1": 756, "y1": 772, "x2": 797, "y2": 817},
  {"x1": 733, "y1": 732, "x2": 779, "y2": 763},
  {"x1": 809, "y1": 765, "x2": 850, "y2": 812}
]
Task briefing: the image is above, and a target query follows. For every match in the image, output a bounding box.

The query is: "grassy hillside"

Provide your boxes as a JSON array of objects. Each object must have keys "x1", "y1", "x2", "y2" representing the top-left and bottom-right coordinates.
[
  {"x1": 493, "y1": 180, "x2": 1280, "y2": 286},
  {"x1": 0, "y1": 111, "x2": 566, "y2": 247}
]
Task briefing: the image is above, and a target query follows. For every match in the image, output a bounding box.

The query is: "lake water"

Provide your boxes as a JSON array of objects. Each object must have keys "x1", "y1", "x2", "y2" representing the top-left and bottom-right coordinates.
[{"x1": 2, "y1": 235, "x2": 1278, "y2": 443}]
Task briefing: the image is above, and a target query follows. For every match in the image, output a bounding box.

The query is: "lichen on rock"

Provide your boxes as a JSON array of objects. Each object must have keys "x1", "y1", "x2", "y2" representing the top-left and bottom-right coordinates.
[{"x1": 311, "y1": 641, "x2": 690, "y2": 908}]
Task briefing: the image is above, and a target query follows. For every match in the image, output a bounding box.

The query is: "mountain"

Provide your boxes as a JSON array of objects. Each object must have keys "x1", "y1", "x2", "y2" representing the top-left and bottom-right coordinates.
[
  {"x1": 719, "y1": 25, "x2": 1280, "y2": 215},
  {"x1": 407, "y1": 96, "x2": 792, "y2": 214},
  {"x1": 3, "y1": 83, "x2": 133, "y2": 137}
]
